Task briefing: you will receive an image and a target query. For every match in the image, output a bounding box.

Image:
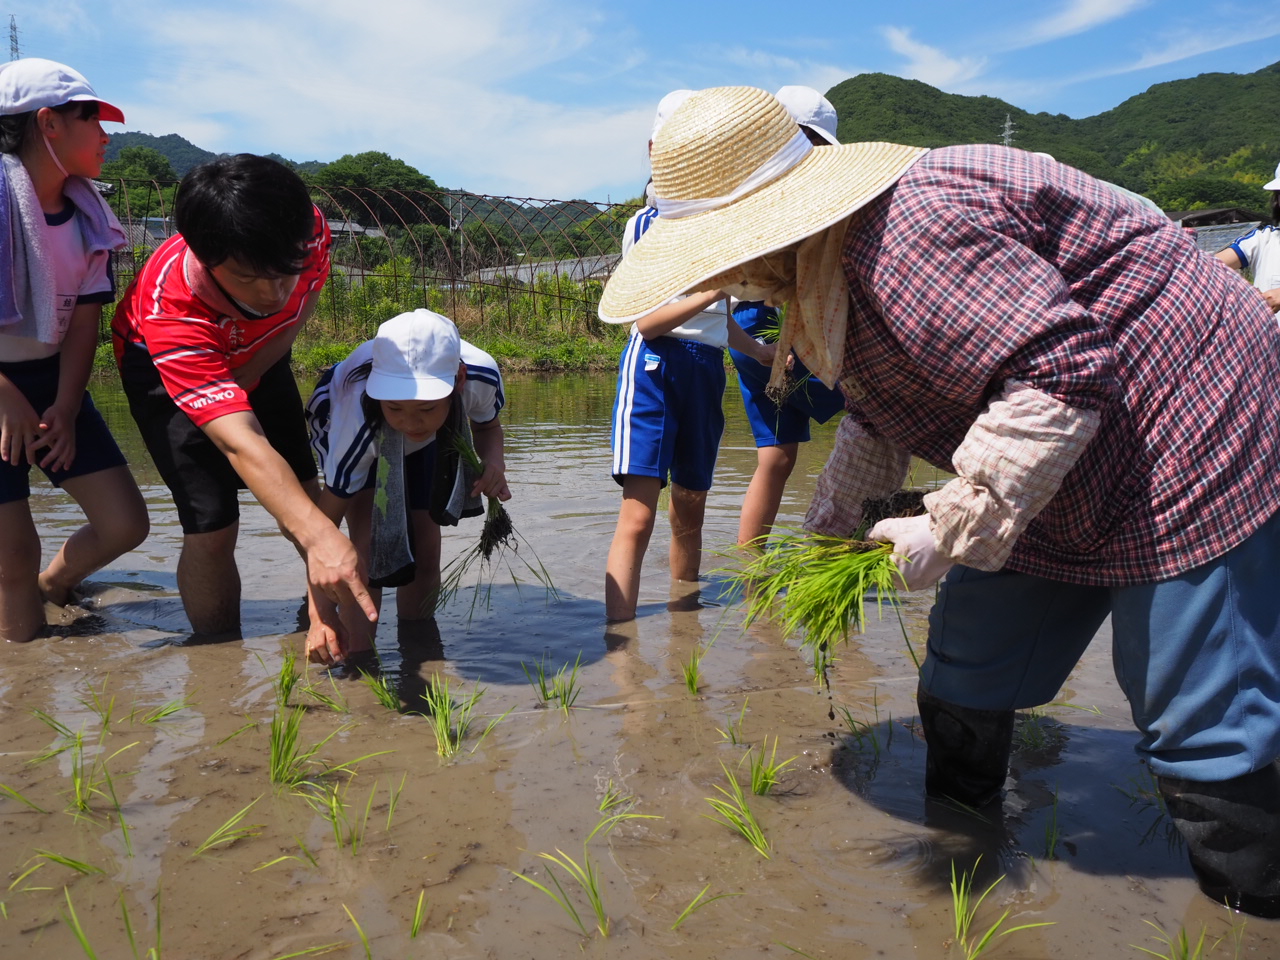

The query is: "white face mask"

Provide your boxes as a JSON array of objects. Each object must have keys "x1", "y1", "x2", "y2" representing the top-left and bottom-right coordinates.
[{"x1": 42, "y1": 129, "x2": 69, "y2": 177}]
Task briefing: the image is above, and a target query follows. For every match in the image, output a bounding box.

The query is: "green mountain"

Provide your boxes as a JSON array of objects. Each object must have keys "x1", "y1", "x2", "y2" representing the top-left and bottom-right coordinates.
[
  {"x1": 103, "y1": 132, "x2": 218, "y2": 176},
  {"x1": 827, "y1": 61, "x2": 1280, "y2": 213}
]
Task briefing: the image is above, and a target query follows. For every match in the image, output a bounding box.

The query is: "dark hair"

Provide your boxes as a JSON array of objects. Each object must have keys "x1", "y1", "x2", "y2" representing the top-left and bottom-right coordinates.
[
  {"x1": 175, "y1": 153, "x2": 313, "y2": 275},
  {"x1": 1271, "y1": 190, "x2": 1279, "y2": 227},
  {"x1": 0, "y1": 100, "x2": 98, "y2": 155},
  {"x1": 343, "y1": 360, "x2": 385, "y2": 431}
]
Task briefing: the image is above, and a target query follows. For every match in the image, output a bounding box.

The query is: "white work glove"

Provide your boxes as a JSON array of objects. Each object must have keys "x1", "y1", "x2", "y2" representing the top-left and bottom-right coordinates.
[{"x1": 868, "y1": 514, "x2": 954, "y2": 592}]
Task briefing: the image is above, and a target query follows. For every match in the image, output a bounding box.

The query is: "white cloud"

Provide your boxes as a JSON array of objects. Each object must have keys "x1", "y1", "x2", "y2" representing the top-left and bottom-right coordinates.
[
  {"x1": 881, "y1": 26, "x2": 987, "y2": 88},
  {"x1": 1008, "y1": 0, "x2": 1150, "y2": 49}
]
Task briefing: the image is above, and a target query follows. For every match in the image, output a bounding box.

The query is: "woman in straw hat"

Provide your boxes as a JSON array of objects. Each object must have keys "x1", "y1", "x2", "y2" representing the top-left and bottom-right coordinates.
[{"x1": 600, "y1": 86, "x2": 1280, "y2": 917}]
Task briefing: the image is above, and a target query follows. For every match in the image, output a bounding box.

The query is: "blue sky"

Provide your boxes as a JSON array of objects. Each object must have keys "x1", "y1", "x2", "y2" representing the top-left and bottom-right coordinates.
[{"x1": 13, "y1": 0, "x2": 1280, "y2": 201}]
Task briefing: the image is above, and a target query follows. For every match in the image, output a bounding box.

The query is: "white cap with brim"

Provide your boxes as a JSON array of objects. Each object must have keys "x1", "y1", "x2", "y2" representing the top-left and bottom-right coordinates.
[
  {"x1": 1265, "y1": 160, "x2": 1280, "y2": 191},
  {"x1": 599, "y1": 86, "x2": 925, "y2": 324},
  {"x1": 775, "y1": 85, "x2": 840, "y2": 145},
  {"x1": 0, "y1": 58, "x2": 125, "y2": 123},
  {"x1": 366, "y1": 309, "x2": 462, "y2": 402}
]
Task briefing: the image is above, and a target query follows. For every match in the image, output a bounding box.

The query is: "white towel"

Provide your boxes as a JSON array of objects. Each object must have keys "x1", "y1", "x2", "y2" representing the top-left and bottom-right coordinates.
[{"x1": 0, "y1": 153, "x2": 125, "y2": 344}]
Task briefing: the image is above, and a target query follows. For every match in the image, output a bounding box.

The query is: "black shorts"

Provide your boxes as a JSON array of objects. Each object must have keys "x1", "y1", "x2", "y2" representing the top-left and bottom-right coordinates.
[
  {"x1": 0, "y1": 354, "x2": 128, "y2": 505},
  {"x1": 119, "y1": 342, "x2": 317, "y2": 534}
]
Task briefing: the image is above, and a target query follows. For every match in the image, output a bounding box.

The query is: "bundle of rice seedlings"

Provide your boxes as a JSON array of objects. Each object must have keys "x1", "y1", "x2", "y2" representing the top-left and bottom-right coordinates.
[
  {"x1": 726, "y1": 531, "x2": 904, "y2": 681},
  {"x1": 437, "y1": 435, "x2": 557, "y2": 615}
]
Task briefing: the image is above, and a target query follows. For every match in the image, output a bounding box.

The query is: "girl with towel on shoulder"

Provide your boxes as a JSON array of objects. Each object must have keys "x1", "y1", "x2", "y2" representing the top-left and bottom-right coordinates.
[{"x1": 0, "y1": 59, "x2": 147, "y2": 643}]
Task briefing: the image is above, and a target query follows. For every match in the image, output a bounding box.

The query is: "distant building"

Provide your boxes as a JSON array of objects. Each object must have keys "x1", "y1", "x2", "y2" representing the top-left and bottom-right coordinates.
[{"x1": 469, "y1": 254, "x2": 620, "y2": 286}]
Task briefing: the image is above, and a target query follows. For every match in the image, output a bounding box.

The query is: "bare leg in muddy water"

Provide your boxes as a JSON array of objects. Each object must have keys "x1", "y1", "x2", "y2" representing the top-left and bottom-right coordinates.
[
  {"x1": 177, "y1": 522, "x2": 242, "y2": 636},
  {"x1": 0, "y1": 500, "x2": 44, "y2": 642},
  {"x1": 737, "y1": 442, "x2": 799, "y2": 547},
  {"x1": 668, "y1": 481, "x2": 706, "y2": 582}
]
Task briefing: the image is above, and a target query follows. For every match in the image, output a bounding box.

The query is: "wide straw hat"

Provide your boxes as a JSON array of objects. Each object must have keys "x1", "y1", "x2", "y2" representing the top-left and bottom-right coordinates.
[{"x1": 599, "y1": 86, "x2": 925, "y2": 323}]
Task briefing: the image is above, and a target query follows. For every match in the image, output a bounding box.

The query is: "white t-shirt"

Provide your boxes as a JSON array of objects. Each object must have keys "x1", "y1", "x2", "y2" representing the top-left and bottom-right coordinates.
[
  {"x1": 307, "y1": 338, "x2": 504, "y2": 497},
  {"x1": 1229, "y1": 224, "x2": 1280, "y2": 295},
  {"x1": 621, "y1": 206, "x2": 729, "y2": 349},
  {"x1": 0, "y1": 200, "x2": 113, "y2": 362}
]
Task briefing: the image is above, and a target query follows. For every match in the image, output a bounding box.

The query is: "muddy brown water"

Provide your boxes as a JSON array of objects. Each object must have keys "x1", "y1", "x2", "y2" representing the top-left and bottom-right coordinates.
[{"x1": 2, "y1": 372, "x2": 1276, "y2": 959}]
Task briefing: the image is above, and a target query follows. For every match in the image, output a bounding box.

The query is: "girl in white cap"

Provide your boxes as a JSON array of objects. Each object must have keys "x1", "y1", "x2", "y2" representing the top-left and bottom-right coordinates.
[
  {"x1": 1214, "y1": 161, "x2": 1280, "y2": 314},
  {"x1": 0, "y1": 58, "x2": 147, "y2": 643},
  {"x1": 304, "y1": 309, "x2": 508, "y2": 664}
]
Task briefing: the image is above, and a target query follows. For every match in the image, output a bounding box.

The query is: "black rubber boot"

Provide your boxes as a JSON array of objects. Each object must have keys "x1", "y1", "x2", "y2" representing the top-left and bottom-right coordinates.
[
  {"x1": 1157, "y1": 763, "x2": 1280, "y2": 918},
  {"x1": 917, "y1": 685, "x2": 1015, "y2": 808}
]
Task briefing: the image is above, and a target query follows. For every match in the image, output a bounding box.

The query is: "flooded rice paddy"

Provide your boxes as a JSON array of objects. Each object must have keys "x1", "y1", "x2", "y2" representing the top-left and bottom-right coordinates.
[{"x1": 2, "y1": 372, "x2": 1277, "y2": 959}]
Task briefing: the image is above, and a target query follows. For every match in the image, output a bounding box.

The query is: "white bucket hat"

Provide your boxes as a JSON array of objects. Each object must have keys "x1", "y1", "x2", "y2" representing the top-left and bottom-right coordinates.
[
  {"x1": 366, "y1": 309, "x2": 462, "y2": 402},
  {"x1": 599, "y1": 86, "x2": 925, "y2": 323},
  {"x1": 775, "y1": 85, "x2": 840, "y2": 145},
  {"x1": 651, "y1": 89, "x2": 694, "y2": 143},
  {"x1": 1265, "y1": 161, "x2": 1280, "y2": 191},
  {"x1": 0, "y1": 58, "x2": 124, "y2": 122}
]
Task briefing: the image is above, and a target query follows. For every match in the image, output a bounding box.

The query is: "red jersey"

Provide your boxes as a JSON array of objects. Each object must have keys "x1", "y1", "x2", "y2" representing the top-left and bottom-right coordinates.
[{"x1": 113, "y1": 208, "x2": 331, "y2": 427}]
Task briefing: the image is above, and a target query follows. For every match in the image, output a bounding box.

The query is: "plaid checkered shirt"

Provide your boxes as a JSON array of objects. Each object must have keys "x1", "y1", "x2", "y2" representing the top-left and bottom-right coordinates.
[{"x1": 833, "y1": 144, "x2": 1280, "y2": 585}]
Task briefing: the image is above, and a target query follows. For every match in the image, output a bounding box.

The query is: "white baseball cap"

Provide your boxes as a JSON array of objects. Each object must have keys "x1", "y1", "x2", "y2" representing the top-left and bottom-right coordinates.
[
  {"x1": 366, "y1": 309, "x2": 462, "y2": 402},
  {"x1": 651, "y1": 89, "x2": 695, "y2": 142},
  {"x1": 0, "y1": 58, "x2": 124, "y2": 123},
  {"x1": 775, "y1": 85, "x2": 839, "y2": 145},
  {"x1": 1265, "y1": 161, "x2": 1280, "y2": 191}
]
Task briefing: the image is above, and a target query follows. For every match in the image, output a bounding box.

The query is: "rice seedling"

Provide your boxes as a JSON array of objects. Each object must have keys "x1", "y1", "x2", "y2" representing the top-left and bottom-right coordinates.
[
  {"x1": 118, "y1": 887, "x2": 162, "y2": 960},
  {"x1": 275, "y1": 647, "x2": 301, "y2": 707},
  {"x1": 409, "y1": 890, "x2": 429, "y2": 939},
  {"x1": 266, "y1": 707, "x2": 377, "y2": 787},
  {"x1": 682, "y1": 645, "x2": 705, "y2": 695},
  {"x1": 1043, "y1": 787, "x2": 1061, "y2": 860},
  {"x1": 33, "y1": 850, "x2": 103, "y2": 876},
  {"x1": 67, "y1": 739, "x2": 137, "y2": 819},
  {"x1": 420, "y1": 676, "x2": 509, "y2": 759},
  {"x1": 136, "y1": 695, "x2": 192, "y2": 725},
  {"x1": 342, "y1": 904, "x2": 373, "y2": 960},
  {"x1": 597, "y1": 779, "x2": 632, "y2": 813},
  {"x1": 216, "y1": 717, "x2": 258, "y2": 744},
  {"x1": 308, "y1": 780, "x2": 378, "y2": 855},
  {"x1": 191, "y1": 797, "x2": 265, "y2": 857},
  {"x1": 386, "y1": 772, "x2": 407, "y2": 831},
  {"x1": 703, "y1": 761, "x2": 770, "y2": 858},
  {"x1": 550, "y1": 655, "x2": 582, "y2": 714},
  {"x1": 774, "y1": 945, "x2": 820, "y2": 959},
  {"x1": 1, "y1": 781, "x2": 47, "y2": 813},
  {"x1": 1131, "y1": 919, "x2": 1220, "y2": 959},
  {"x1": 670, "y1": 884, "x2": 740, "y2": 930},
  {"x1": 30, "y1": 710, "x2": 79, "y2": 764},
  {"x1": 720, "y1": 531, "x2": 903, "y2": 683},
  {"x1": 716, "y1": 698, "x2": 749, "y2": 744},
  {"x1": 745, "y1": 736, "x2": 797, "y2": 796},
  {"x1": 521, "y1": 656, "x2": 555, "y2": 704},
  {"x1": 949, "y1": 857, "x2": 1054, "y2": 958},
  {"x1": 302, "y1": 676, "x2": 351, "y2": 714},
  {"x1": 77, "y1": 677, "x2": 116, "y2": 738},
  {"x1": 362, "y1": 671, "x2": 401, "y2": 711},
  {"x1": 270, "y1": 943, "x2": 348, "y2": 959},
  {"x1": 435, "y1": 434, "x2": 557, "y2": 617},
  {"x1": 8, "y1": 860, "x2": 47, "y2": 893},
  {"x1": 834, "y1": 702, "x2": 884, "y2": 756},
  {"x1": 61, "y1": 887, "x2": 100, "y2": 959},
  {"x1": 513, "y1": 811, "x2": 660, "y2": 939}
]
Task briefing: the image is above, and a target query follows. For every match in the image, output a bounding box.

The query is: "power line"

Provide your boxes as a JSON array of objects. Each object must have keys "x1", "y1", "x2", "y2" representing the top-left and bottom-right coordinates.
[
  {"x1": 1000, "y1": 113, "x2": 1016, "y2": 148},
  {"x1": 9, "y1": 15, "x2": 18, "y2": 61}
]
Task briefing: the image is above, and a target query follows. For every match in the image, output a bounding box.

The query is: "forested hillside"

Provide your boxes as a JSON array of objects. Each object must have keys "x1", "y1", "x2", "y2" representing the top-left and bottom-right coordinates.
[{"x1": 827, "y1": 60, "x2": 1280, "y2": 212}]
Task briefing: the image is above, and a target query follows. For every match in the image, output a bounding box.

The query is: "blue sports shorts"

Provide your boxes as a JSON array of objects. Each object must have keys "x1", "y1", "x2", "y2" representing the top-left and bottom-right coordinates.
[
  {"x1": 920, "y1": 508, "x2": 1280, "y2": 781},
  {"x1": 728, "y1": 303, "x2": 844, "y2": 447},
  {"x1": 0, "y1": 354, "x2": 128, "y2": 505},
  {"x1": 611, "y1": 331, "x2": 725, "y2": 491}
]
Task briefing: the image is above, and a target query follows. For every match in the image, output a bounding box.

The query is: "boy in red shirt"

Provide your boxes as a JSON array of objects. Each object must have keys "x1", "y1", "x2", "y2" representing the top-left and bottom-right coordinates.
[{"x1": 114, "y1": 154, "x2": 373, "y2": 651}]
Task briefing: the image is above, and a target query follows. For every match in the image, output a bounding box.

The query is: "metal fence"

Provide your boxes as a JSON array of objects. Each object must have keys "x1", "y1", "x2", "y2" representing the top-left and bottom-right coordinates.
[{"x1": 102, "y1": 178, "x2": 641, "y2": 341}]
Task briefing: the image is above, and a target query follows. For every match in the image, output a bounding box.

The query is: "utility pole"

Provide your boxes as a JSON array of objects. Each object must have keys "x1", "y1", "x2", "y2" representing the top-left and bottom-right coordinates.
[
  {"x1": 9, "y1": 16, "x2": 19, "y2": 61},
  {"x1": 1000, "y1": 113, "x2": 1016, "y2": 148}
]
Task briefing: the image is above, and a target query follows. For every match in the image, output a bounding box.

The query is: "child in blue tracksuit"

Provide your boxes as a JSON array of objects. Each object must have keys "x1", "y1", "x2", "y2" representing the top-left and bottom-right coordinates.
[
  {"x1": 728, "y1": 87, "x2": 845, "y2": 547},
  {"x1": 604, "y1": 91, "x2": 773, "y2": 621}
]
